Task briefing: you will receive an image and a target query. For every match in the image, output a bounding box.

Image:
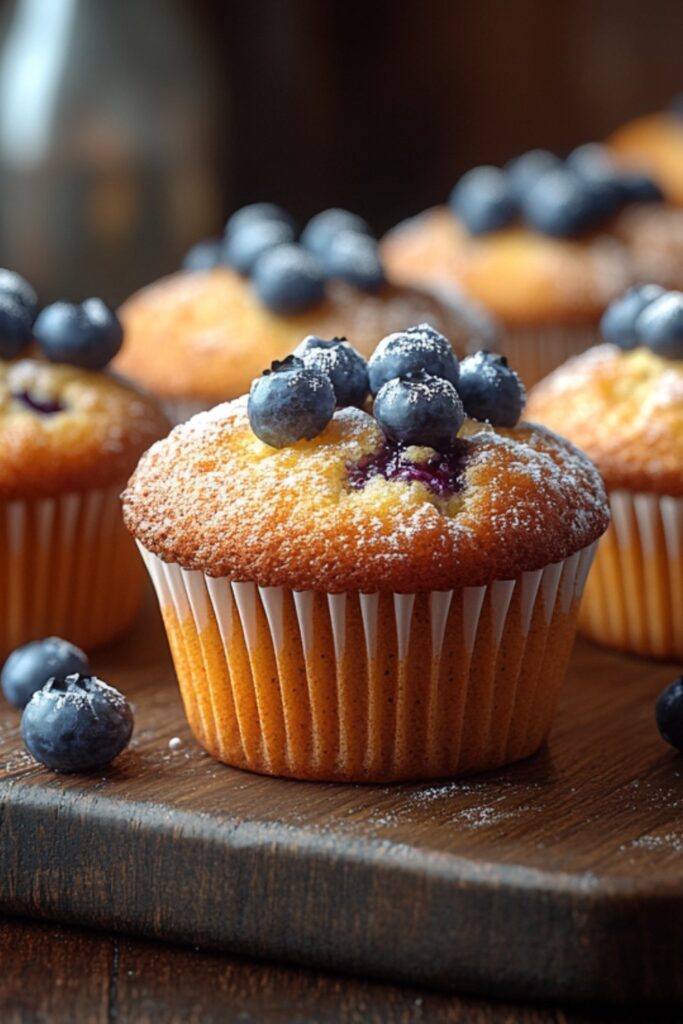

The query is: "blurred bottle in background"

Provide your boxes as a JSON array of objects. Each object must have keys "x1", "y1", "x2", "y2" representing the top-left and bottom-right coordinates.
[{"x1": 0, "y1": 0, "x2": 225, "y2": 305}]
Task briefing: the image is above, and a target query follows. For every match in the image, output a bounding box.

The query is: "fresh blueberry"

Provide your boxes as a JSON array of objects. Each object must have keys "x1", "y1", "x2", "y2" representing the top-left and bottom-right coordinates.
[
  {"x1": 656, "y1": 677, "x2": 683, "y2": 752},
  {"x1": 181, "y1": 238, "x2": 224, "y2": 271},
  {"x1": 566, "y1": 144, "x2": 626, "y2": 214},
  {"x1": 618, "y1": 171, "x2": 663, "y2": 204},
  {"x1": 2, "y1": 637, "x2": 90, "y2": 709},
  {"x1": 0, "y1": 293, "x2": 34, "y2": 358},
  {"x1": 21, "y1": 673, "x2": 134, "y2": 772},
  {"x1": 293, "y1": 335, "x2": 369, "y2": 407},
  {"x1": 300, "y1": 209, "x2": 371, "y2": 257},
  {"x1": 0, "y1": 269, "x2": 38, "y2": 319},
  {"x1": 636, "y1": 291, "x2": 683, "y2": 359},
  {"x1": 374, "y1": 370, "x2": 465, "y2": 452},
  {"x1": 504, "y1": 150, "x2": 562, "y2": 201},
  {"x1": 248, "y1": 356, "x2": 336, "y2": 447},
  {"x1": 600, "y1": 284, "x2": 665, "y2": 349},
  {"x1": 321, "y1": 232, "x2": 385, "y2": 291},
  {"x1": 252, "y1": 244, "x2": 326, "y2": 315},
  {"x1": 521, "y1": 167, "x2": 610, "y2": 236},
  {"x1": 449, "y1": 166, "x2": 517, "y2": 235},
  {"x1": 224, "y1": 220, "x2": 296, "y2": 275},
  {"x1": 457, "y1": 351, "x2": 526, "y2": 427},
  {"x1": 368, "y1": 324, "x2": 459, "y2": 396},
  {"x1": 225, "y1": 203, "x2": 296, "y2": 238},
  {"x1": 34, "y1": 299, "x2": 123, "y2": 370}
]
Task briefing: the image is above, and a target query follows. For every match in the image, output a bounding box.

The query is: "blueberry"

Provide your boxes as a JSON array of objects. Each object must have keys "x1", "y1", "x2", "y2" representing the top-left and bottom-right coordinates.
[
  {"x1": 300, "y1": 209, "x2": 371, "y2": 257},
  {"x1": 0, "y1": 269, "x2": 38, "y2": 319},
  {"x1": 0, "y1": 293, "x2": 34, "y2": 358},
  {"x1": 449, "y1": 166, "x2": 517, "y2": 235},
  {"x1": 224, "y1": 220, "x2": 296, "y2": 275},
  {"x1": 2, "y1": 637, "x2": 90, "y2": 709},
  {"x1": 504, "y1": 149, "x2": 562, "y2": 201},
  {"x1": 566, "y1": 145, "x2": 626, "y2": 214},
  {"x1": 618, "y1": 171, "x2": 663, "y2": 204},
  {"x1": 34, "y1": 299, "x2": 123, "y2": 370},
  {"x1": 636, "y1": 291, "x2": 683, "y2": 359},
  {"x1": 181, "y1": 238, "x2": 224, "y2": 271},
  {"x1": 252, "y1": 244, "x2": 326, "y2": 315},
  {"x1": 368, "y1": 324, "x2": 459, "y2": 396},
  {"x1": 293, "y1": 335, "x2": 369, "y2": 407},
  {"x1": 321, "y1": 232, "x2": 385, "y2": 291},
  {"x1": 225, "y1": 203, "x2": 296, "y2": 238},
  {"x1": 656, "y1": 677, "x2": 683, "y2": 752},
  {"x1": 21, "y1": 673, "x2": 133, "y2": 772},
  {"x1": 600, "y1": 285, "x2": 665, "y2": 349},
  {"x1": 374, "y1": 370, "x2": 465, "y2": 452},
  {"x1": 521, "y1": 167, "x2": 610, "y2": 237},
  {"x1": 457, "y1": 351, "x2": 526, "y2": 427},
  {"x1": 248, "y1": 356, "x2": 336, "y2": 447}
]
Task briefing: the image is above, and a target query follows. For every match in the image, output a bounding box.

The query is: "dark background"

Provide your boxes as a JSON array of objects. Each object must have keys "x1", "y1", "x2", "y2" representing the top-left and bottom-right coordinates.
[{"x1": 0, "y1": 0, "x2": 681, "y2": 300}]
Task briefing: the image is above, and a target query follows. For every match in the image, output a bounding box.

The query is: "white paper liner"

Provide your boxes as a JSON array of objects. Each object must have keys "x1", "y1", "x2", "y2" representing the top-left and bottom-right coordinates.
[
  {"x1": 500, "y1": 324, "x2": 599, "y2": 388},
  {"x1": 0, "y1": 485, "x2": 144, "y2": 655},
  {"x1": 161, "y1": 397, "x2": 216, "y2": 425},
  {"x1": 581, "y1": 490, "x2": 683, "y2": 658}
]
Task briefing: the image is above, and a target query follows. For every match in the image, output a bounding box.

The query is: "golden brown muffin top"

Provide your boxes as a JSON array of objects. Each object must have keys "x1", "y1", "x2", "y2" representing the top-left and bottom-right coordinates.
[
  {"x1": 123, "y1": 398, "x2": 608, "y2": 592},
  {"x1": 526, "y1": 345, "x2": 683, "y2": 496},
  {"x1": 115, "y1": 267, "x2": 490, "y2": 401},
  {"x1": 0, "y1": 359, "x2": 169, "y2": 500},
  {"x1": 609, "y1": 112, "x2": 683, "y2": 207},
  {"x1": 382, "y1": 206, "x2": 636, "y2": 326}
]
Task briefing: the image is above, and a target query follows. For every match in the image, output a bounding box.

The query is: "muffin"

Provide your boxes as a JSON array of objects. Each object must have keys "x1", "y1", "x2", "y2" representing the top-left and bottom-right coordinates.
[
  {"x1": 123, "y1": 327, "x2": 608, "y2": 783},
  {"x1": 526, "y1": 286, "x2": 683, "y2": 659},
  {"x1": 608, "y1": 99, "x2": 683, "y2": 207},
  {"x1": 382, "y1": 147, "x2": 680, "y2": 388},
  {"x1": 0, "y1": 358, "x2": 169, "y2": 658},
  {"x1": 116, "y1": 205, "x2": 496, "y2": 424}
]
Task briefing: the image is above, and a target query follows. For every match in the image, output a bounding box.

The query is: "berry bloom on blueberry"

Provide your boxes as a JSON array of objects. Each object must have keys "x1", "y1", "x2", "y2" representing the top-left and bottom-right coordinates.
[
  {"x1": 457, "y1": 351, "x2": 526, "y2": 427},
  {"x1": 373, "y1": 370, "x2": 465, "y2": 451},
  {"x1": 300, "y1": 208, "x2": 371, "y2": 257},
  {"x1": 2, "y1": 637, "x2": 90, "y2": 709},
  {"x1": 293, "y1": 336, "x2": 369, "y2": 408},
  {"x1": 600, "y1": 285, "x2": 665, "y2": 350},
  {"x1": 34, "y1": 298, "x2": 123, "y2": 370},
  {"x1": 252, "y1": 244, "x2": 326, "y2": 315},
  {"x1": 368, "y1": 324, "x2": 459, "y2": 396},
  {"x1": 248, "y1": 356, "x2": 336, "y2": 447}
]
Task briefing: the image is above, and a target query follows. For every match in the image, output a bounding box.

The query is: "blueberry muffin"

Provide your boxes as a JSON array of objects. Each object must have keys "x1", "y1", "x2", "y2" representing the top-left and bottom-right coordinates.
[
  {"x1": 116, "y1": 206, "x2": 496, "y2": 424},
  {"x1": 527, "y1": 286, "x2": 683, "y2": 659},
  {"x1": 124, "y1": 326, "x2": 608, "y2": 782}
]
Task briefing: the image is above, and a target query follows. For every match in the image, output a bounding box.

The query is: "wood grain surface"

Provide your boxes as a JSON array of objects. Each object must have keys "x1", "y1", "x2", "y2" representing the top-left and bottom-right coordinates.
[{"x1": 0, "y1": 592, "x2": 681, "y2": 1005}]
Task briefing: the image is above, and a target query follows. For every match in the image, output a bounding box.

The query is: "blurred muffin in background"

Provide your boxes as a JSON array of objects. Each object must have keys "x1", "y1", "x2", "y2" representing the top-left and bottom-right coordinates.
[
  {"x1": 116, "y1": 205, "x2": 497, "y2": 423},
  {"x1": 608, "y1": 97, "x2": 683, "y2": 207}
]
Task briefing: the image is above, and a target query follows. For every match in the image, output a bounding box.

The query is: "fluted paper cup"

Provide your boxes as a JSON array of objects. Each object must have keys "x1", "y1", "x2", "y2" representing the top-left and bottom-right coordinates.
[
  {"x1": 498, "y1": 324, "x2": 600, "y2": 389},
  {"x1": 0, "y1": 485, "x2": 146, "y2": 659},
  {"x1": 580, "y1": 491, "x2": 683, "y2": 659},
  {"x1": 139, "y1": 541, "x2": 597, "y2": 782}
]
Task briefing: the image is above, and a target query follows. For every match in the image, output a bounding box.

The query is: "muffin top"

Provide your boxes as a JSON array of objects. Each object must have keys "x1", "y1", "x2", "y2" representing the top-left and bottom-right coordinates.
[
  {"x1": 609, "y1": 110, "x2": 683, "y2": 207},
  {"x1": 115, "y1": 267, "x2": 494, "y2": 400},
  {"x1": 124, "y1": 396, "x2": 607, "y2": 592},
  {"x1": 526, "y1": 345, "x2": 683, "y2": 495},
  {"x1": 0, "y1": 359, "x2": 169, "y2": 499}
]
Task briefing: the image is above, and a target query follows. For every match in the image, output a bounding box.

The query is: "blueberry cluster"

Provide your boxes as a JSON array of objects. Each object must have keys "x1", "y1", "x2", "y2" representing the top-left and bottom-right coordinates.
[
  {"x1": 247, "y1": 324, "x2": 525, "y2": 453},
  {"x1": 449, "y1": 144, "x2": 662, "y2": 238},
  {"x1": 601, "y1": 285, "x2": 683, "y2": 359},
  {"x1": 2, "y1": 636, "x2": 134, "y2": 772},
  {"x1": 0, "y1": 268, "x2": 123, "y2": 371},
  {"x1": 182, "y1": 204, "x2": 385, "y2": 314}
]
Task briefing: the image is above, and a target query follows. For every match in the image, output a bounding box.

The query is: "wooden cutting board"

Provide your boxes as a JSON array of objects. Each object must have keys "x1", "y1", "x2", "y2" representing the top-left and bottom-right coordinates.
[{"x1": 0, "y1": 592, "x2": 681, "y2": 1006}]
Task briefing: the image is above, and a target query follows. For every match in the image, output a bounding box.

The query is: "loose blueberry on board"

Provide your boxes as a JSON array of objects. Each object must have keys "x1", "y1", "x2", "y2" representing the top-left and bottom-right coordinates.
[
  {"x1": 321, "y1": 232, "x2": 385, "y2": 292},
  {"x1": 248, "y1": 356, "x2": 336, "y2": 447},
  {"x1": 457, "y1": 351, "x2": 526, "y2": 427},
  {"x1": 0, "y1": 268, "x2": 38, "y2": 320},
  {"x1": 600, "y1": 284, "x2": 665, "y2": 349},
  {"x1": 21, "y1": 673, "x2": 134, "y2": 772},
  {"x1": 449, "y1": 166, "x2": 517, "y2": 235},
  {"x1": 504, "y1": 149, "x2": 562, "y2": 201},
  {"x1": 368, "y1": 324, "x2": 459, "y2": 396},
  {"x1": 252, "y1": 244, "x2": 326, "y2": 315},
  {"x1": 293, "y1": 336, "x2": 369, "y2": 407},
  {"x1": 521, "y1": 167, "x2": 609, "y2": 236},
  {"x1": 34, "y1": 299, "x2": 124, "y2": 370},
  {"x1": 0, "y1": 293, "x2": 34, "y2": 359},
  {"x1": 636, "y1": 291, "x2": 683, "y2": 359},
  {"x1": 300, "y1": 209, "x2": 371, "y2": 257},
  {"x1": 2, "y1": 637, "x2": 90, "y2": 709},
  {"x1": 373, "y1": 370, "x2": 465, "y2": 452},
  {"x1": 224, "y1": 220, "x2": 296, "y2": 275},
  {"x1": 225, "y1": 203, "x2": 297, "y2": 239},
  {"x1": 656, "y1": 677, "x2": 683, "y2": 752},
  {"x1": 181, "y1": 238, "x2": 224, "y2": 272}
]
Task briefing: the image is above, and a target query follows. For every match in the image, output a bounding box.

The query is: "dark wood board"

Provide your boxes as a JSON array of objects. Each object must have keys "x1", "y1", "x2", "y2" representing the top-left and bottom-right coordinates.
[{"x1": 0, "y1": 592, "x2": 682, "y2": 1006}]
